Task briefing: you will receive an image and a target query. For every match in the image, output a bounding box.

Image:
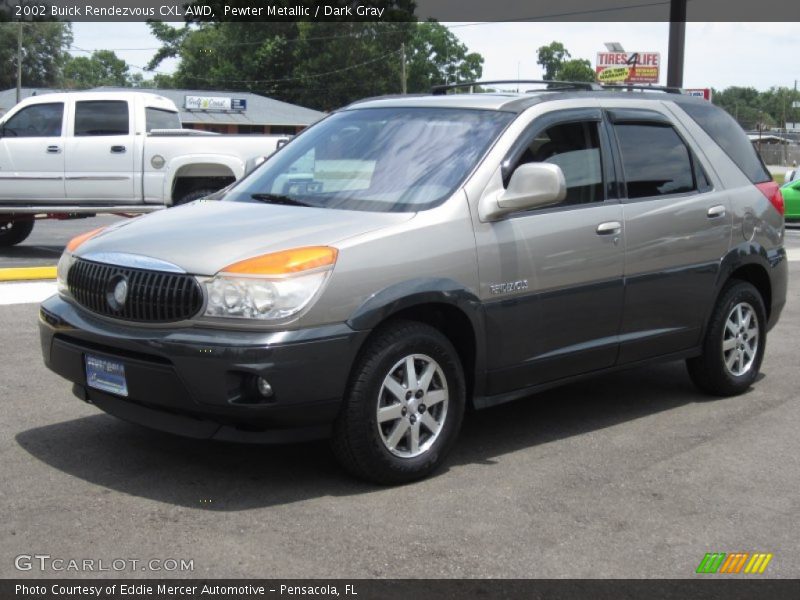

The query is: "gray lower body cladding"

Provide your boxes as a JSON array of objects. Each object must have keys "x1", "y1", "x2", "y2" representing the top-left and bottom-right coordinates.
[{"x1": 39, "y1": 295, "x2": 368, "y2": 443}]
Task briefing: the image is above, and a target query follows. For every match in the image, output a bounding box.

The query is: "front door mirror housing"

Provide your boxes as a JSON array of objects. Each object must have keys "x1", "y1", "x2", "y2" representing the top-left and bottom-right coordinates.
[
  {"x1": 500, "y1": 162, "x2": 566, "y2": 211},
  {"x1": 480, "y1": 162, "x2": 567, "y2": 220}
]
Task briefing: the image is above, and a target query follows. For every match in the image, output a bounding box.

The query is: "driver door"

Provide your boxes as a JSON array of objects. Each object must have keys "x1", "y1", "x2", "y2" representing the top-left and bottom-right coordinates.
[
  {"x1": 0, "y1": 102, "x2": 65, "y2": 202},
  {"x1": 473, "y1": 108, "x2": 625, "y2": 396}
]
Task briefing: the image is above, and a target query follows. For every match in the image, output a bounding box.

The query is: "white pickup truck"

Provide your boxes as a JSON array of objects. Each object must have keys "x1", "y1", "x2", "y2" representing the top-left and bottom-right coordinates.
[{"x1": 0, "y1": 91, "x2": 289, "y2": 245}]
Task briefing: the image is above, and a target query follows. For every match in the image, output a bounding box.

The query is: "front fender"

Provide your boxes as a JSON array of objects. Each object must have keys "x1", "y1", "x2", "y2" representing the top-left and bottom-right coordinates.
[{"x1": 346, "y1": 278, "x2": 488, "y2": 397}]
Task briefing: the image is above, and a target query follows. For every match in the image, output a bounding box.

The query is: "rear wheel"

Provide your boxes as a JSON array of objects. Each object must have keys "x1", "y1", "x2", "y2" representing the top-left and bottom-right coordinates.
[
  {"x1": 687, "y1": 280, "x2": 766, "y2": 396},
  {"x1": 332, "y1": 320, "x2": 465, "y2": 484},
  {"x1": 0, "y1": 217, "x2": 34, "y2": 247}
]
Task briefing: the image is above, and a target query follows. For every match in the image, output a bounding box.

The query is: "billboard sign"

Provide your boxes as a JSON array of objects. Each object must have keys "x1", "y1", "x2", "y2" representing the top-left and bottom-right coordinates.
[
  {"x1": 595, "y1": 52, "x2": 660, "y2": 84},
  {"x1": 184, "y1": 96, "x2": 247, "y2": 112},
  {"x1": 685, "y1": 88, "x2": 713, "y2": 101}
]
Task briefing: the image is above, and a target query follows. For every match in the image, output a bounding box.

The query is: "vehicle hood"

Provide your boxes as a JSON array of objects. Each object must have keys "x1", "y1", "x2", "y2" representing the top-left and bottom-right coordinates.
[{"x1": 76, "y1": 200, "x2": 415, "y2": 275}]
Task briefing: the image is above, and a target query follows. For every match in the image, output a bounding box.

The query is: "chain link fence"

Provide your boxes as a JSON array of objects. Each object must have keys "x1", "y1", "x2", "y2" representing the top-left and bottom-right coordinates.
[{"x1": 758, "y1": 144, "x2": 800, "y2": 166}]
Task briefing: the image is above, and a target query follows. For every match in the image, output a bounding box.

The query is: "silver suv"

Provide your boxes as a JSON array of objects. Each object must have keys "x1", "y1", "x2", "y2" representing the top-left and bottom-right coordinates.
[{"x1": 40, "y1": 82, "x2": 788, "y2": 484}]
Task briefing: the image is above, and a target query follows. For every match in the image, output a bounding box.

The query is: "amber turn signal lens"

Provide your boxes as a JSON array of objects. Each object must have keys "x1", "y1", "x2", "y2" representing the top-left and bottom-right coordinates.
[
  {"x1": 221, "y1": 246, "x2": 338, "y2": 275},
  {"x1": 65, "y1": 227, "x2": 106, "y2": 253}
]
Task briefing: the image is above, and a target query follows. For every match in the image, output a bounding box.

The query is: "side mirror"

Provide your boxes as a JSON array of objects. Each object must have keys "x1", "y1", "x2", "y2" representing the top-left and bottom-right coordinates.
[{"x1": 482, "y1": 163, "x2": 566, "y2": 220}]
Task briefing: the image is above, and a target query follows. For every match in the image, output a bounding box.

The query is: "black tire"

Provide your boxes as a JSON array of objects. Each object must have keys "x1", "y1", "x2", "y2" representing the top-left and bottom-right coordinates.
[
  {"x1": 0, "y1": 218, "x2": 34, "y2": 247},
  {"x1": 174, "y1": 188, "x2": 216, "y2": 206},
  {"x1": 332, "y1": 320, "x2": 466, "y2": 485},
  {"x1": 687, "y1": 280, "x2": 767, "y2": 396}
]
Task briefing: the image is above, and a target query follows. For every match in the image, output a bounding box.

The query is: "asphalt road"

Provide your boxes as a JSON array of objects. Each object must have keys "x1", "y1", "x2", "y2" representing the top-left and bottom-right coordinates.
[
  {"x1": 0, "y1": 229, "x2": 799, "y2": 579},
  {"x1": 0, "y1": 215, "x2": 126, "y2": 268}
]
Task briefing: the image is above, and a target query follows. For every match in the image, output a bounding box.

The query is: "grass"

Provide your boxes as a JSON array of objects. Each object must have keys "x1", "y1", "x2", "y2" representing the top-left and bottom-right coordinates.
[{"x1": 774, "y1": 173, "x2": 785, "y2": 185}]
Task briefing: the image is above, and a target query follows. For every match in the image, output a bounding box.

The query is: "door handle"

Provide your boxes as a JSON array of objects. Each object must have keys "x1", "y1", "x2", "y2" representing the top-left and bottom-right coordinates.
[
  {"x1": 596, "y1": 221, "x2": 622, "y2": 235},
  {"x1": 46, "y1": 145, "x2": 61, "y2": 154},
  {"x1": 707, "y1": 205, "x2": 726, "y2": 218},
  {"x1": 110, "y1": 146, "x2": 126, "y2": 154}
]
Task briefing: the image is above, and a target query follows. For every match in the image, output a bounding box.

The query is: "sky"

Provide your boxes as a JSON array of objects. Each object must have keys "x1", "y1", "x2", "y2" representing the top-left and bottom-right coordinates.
[{"x1": 69, "y1": 21, "x2": 800, "y2": 92}]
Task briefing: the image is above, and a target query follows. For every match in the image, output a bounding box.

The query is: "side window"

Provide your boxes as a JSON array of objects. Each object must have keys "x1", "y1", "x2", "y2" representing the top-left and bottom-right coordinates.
[
  {"x1": 679, "y1": 102, "x2": 771, "y2": 184},
  {"x1": 74, "y1": 101, "x2": 129, "y2": 136},
  {"x1": 2, "y1": 103, "x2": 64, "y2": 137},
  {"x1": 145, "y1": 107, "x2": 181, "y2": 132},
  {"x1": 614, "y1": 123, "x2": 696, "y2": 199},
  {"x1": 510, "y1": 121, "x2": 605, "y2": 206}
]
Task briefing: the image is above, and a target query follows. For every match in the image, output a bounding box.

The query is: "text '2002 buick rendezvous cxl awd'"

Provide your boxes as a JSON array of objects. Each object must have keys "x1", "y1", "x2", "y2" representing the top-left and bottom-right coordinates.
[{"x1": 40, "y1": 81, "x2": 787, "y2": 484}]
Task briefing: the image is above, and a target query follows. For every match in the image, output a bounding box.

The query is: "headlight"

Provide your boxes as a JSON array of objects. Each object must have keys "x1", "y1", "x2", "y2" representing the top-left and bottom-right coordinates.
[
  {"x1": 56, "y1": 252, "x2": 75, "y2": 295},
  {"x1": 57, "y1": 226, "x2": 106, "y2": 296},
  {"x1": 202, "y1": 246, "x2": 337, "y2": 321}
]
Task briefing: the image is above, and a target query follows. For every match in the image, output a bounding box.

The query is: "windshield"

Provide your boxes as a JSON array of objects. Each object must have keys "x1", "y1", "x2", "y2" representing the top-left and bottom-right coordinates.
[{"x1": 225, "y1": 107, "x2": 514, "y2": 212}]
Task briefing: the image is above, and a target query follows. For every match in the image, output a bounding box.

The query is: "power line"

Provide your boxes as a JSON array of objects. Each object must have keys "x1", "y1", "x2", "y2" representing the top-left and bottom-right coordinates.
[
  {"x1": 66, "y1": 25, "x2": 414, "y2": 53},
  {"x1": 106, "y1": 47, "x2": 405, "y2": 85}
]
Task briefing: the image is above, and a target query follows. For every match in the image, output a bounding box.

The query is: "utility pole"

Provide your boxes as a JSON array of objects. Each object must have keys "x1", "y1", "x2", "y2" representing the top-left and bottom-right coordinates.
[
  {"x1": 400, "y1": 43, "x2": 407, "y2": 94},
  {"x1": 782, "y1": 93, "x2": 787, "y2": 165},
  {"x1": 16, "y1": 22, "x2": 24, "y2": 104},
  {"x1": 666, "y1": 0, "x2": 686, "y2": 88}
]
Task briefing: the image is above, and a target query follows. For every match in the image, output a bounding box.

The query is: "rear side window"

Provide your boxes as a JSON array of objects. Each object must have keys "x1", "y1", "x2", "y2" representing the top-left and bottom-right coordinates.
[
  {"x1": 614, "y1": 123, "x2": 695, "y2": 199},
  {"x1": 679, "y1": 102, "x2": 771, "y2": 184},
  {"x1": 75, "y1": 101, "x2": 129, "y2": 136},
  {"x1": 145, "y1": 107, "x2": 181, "y2": 132}
]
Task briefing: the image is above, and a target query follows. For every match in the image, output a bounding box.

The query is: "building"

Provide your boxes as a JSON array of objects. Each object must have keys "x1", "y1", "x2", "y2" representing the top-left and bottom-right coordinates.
[{"x1": 0, "y1": 87, "x2": 323, "y2": 134}]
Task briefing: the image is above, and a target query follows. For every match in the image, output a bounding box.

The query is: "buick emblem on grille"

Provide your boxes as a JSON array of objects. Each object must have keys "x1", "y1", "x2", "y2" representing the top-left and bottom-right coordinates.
[
  {"x1": 69, "y1": 258, "x2": 203, "y2": 322},
  {"x1": 107, "y1": 275, "x2": 129, "y2": 310}
]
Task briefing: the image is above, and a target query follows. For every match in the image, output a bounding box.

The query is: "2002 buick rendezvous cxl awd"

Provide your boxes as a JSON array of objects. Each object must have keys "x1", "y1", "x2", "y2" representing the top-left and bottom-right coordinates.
[{"x1": 40, "y1": 82, "x2": 788, "y2": 484}]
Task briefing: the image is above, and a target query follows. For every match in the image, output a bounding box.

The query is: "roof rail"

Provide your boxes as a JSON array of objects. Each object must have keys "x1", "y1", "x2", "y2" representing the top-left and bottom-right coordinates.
[
  {"x1": 601, "y1": 84, "x2": 685, "y2": 94},
  {"x1": 431, "y1": 80, "x2": 604, "y2": 95}
]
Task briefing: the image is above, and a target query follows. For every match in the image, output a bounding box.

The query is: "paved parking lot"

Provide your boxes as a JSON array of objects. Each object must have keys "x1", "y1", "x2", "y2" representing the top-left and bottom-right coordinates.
[
  {"x1": 1, "y1": 215, "x2": 125, "y2": 268},
  {"x1": 0, "y1": 222, "x2": 799, "y2": 579}
]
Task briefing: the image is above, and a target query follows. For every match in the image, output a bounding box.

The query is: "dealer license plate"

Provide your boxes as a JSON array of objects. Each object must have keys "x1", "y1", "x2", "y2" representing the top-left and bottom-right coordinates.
[{"x1": 85, "y1": 354, "x2": 128, "y2": 397}]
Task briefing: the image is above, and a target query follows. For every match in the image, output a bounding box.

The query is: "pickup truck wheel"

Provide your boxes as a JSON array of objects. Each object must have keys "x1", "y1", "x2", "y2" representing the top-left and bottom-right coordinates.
[
  {"x1": 687, "y1": 280, "x2": 766, "y2": 397},
  {"x1": 0, "y1": 218, "x2": 34, "y2": 247},
  {"x1": 174, "y1": 188, "x2": 215, "y2": 206},
  {"x1": 332, "y1": 320, "x2": 465, "y2": 485}
]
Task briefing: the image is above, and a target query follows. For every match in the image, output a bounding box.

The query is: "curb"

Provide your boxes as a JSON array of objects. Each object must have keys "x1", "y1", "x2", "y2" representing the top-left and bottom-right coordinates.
[{"x1": 0, "y1": 266, "x2": 58, "y2": 282}]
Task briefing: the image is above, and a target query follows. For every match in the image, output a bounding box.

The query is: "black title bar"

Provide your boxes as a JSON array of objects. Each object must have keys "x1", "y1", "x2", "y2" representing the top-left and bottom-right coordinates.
[{"x1": 0, "y1": 0, "x2": 797, "y2": 22}]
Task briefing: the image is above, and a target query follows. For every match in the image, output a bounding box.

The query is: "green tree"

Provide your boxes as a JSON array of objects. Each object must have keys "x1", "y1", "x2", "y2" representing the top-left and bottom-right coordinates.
[
  {"x1": 147, "y1": 19, "x2": 424, "y2": 110},
  {"x1": 536, "y1": 41, "x2": 570, "y2": 80},
  {"x1": 712, "y1": 86, "x2": 758, "y2": 128},
  {"x1": 405, "y1": 21, "x2": 483, "y2": 93},
  {"x1": 0, "y1": 22, "x2": 73, "y2": 89},
  {"x1": 285, "y1": 22, "x2": 411, "y2": 110},
  {"x1": 63, "y1": 50, "x2": 131, "y2": 88},
  {"x1": 555, "y1": 59, "x2": 595, "y2": 83}
]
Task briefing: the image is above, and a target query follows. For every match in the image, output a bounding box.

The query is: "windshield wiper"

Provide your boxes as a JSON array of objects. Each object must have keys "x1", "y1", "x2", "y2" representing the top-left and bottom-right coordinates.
[{"x1": 250, "y1": 193, "x2": 314, "y2": 207}]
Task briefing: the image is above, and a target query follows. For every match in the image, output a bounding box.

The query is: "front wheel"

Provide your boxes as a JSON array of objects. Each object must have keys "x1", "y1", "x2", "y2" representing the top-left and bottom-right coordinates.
[
  {"x1": 687, "y1": 280, "x2": 766, "y2": 396},
  {"x1": 0, "y1": 217, "x2": 34, "y2": 247},
  {"x1": 332, "y1": 320, "x2": 465, "y2": 484}
]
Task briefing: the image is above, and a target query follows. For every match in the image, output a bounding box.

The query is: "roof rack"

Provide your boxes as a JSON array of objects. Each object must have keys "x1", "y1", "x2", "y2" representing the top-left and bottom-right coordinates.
[
  {"x1": 431, "y1": 80, "x2": 603, "y2": 95},
  {"x1": 601, "y1": 84, "x2": 685, "y2": 94}
]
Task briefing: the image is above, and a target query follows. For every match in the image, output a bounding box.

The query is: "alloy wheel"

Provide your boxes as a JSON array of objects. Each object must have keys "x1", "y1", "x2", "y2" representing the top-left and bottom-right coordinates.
[{"x1": 376, "y1": 354, "x2": 449, "y2": 458}]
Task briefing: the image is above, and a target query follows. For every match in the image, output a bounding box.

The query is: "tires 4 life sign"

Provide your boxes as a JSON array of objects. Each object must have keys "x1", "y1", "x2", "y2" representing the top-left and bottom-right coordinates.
[{"x1": 595, "y1": 52, "x2": 660, "y2": 84}]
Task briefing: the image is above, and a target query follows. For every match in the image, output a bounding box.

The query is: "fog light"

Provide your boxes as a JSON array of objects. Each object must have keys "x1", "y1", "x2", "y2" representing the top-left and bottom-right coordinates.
[{"x1": 256, "y1": 377, "x2": 273, "y2": 398}]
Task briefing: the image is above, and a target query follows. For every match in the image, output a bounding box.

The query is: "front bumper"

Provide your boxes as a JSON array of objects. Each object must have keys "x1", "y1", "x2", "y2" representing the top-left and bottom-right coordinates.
[{"x1": 39, "y1": 295, "x2": 369, "y2": 443}]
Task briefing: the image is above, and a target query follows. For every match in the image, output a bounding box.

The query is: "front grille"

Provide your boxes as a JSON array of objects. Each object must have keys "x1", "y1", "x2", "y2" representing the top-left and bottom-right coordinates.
[{"x1": 67, "y1": 259, "x2": 204, "y2": 323}]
